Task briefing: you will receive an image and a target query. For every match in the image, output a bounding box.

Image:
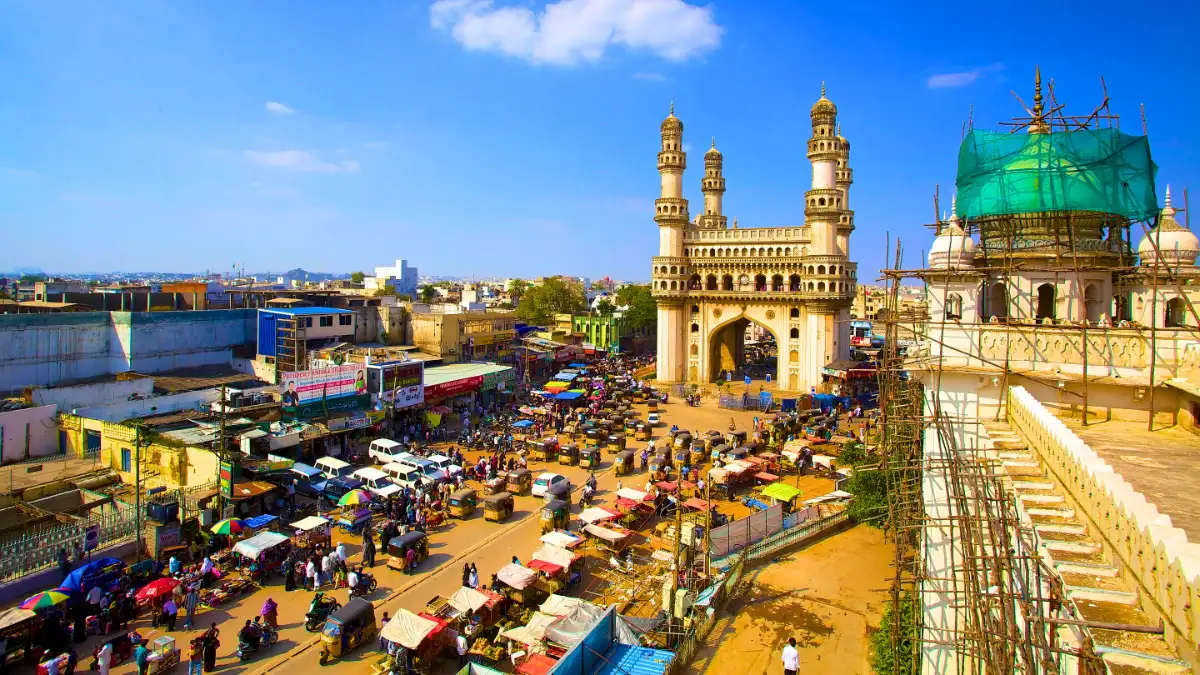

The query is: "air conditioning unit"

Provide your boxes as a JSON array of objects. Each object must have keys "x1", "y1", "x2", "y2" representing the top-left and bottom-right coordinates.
[{"x1": 674, "y1": 589, "x2": 694, "y2": 619}]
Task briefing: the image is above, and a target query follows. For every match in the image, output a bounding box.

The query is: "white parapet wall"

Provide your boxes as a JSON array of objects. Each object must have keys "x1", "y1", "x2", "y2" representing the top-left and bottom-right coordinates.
[{"x1": 1007, "y1": 385, "x2": 1200, "y2": 666}]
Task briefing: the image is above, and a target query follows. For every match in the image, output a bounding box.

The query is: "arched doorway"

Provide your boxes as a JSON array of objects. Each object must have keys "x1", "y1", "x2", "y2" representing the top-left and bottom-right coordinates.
[
  {"x1": 1036, "y1": 284, "x2": 1056, "y2": 322},
  {"x1": 707, "y1": 314, "x2": 780, "y2": 384},
  {"x1": 985, "y1": 282, "x2": 1009, "y2": 320},
  {"x1": 1165, "y1": 298, "x2": 1187, "y2": 327},
  {"x1": 1084, "y1": 284, "x2": 1102, "y2": 323}
]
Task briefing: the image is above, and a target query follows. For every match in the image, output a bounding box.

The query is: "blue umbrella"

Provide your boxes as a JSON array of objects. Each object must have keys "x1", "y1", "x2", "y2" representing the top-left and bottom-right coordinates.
[{"x1": 60, "y1": 557, "x2": 124, "y2": 592}]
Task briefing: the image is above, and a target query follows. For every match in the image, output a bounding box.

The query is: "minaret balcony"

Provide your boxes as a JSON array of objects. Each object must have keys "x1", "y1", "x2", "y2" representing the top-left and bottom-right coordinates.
[
  {"x1": 654, "y1": 198, "x2": 690, "y2": 223},
  {"x1": 657, "y1": 152, "x2": 687, "y2": 171}
]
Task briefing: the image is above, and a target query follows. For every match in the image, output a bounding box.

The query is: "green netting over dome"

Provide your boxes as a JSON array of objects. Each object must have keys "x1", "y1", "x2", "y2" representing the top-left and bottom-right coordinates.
[{"x1": 955, "y1": 128, "x2": 1158, "y2": 222}]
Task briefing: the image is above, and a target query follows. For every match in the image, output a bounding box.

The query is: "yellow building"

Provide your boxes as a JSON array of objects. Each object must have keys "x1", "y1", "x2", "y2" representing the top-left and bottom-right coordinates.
[
  {"x1": 410, "y1": 310, "x2": 516, "y2": 363},
  {"x1": 59, "y1": 414, "x2": 221, "y2": 490}
]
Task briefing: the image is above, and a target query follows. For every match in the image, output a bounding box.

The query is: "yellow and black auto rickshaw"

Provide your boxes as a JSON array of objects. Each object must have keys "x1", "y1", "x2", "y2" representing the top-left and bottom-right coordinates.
[
  {"x1": 546, "y1": 480, "x2": 572, "y2": 508},
  {"x1": 703, "y1": 431, "x2": 723, "y2": 453},
  {"x1": 319, "y1": 598, "x2": 377, "y2": 664},
  {"x1": 727, "y1": 430, "x2": 747, "y2": 447},
  {"x1": 649, "y1": 456, "x2": 670, "y2": 481},
  {"x1": 580, "y1": 447, "x2": 601, "y2": 469},
  {"x1": 448, "y1": 488, "x2": 478, "y2": 518},
  {"x1": 386, "y1": 531, "x2": 429, "y2": 572},
  {"x1": 484, "y1": 492, "x2": 514, "y2": 522},
  {"x1": 689, "y1": 441, "x2": 707, "y2": 466},
  {"x1": 558, "y1": 443, "x2": 580, "y2": 466},
  {"x1": 535, "y1": 437, "x2": 560, "y2": 461},
  {"x1": 635, "y1": 422, "x2": 651, "y2": 441},
  {"x1": 541, "y1": 499, "x2": 569, "y2": 533},
  {"x1": 624, "y1": 420, "x2": 638, "y2": 437},
  {"x1": 673, "y1": 431, "x2": 693, "y2": 453},
  {"x1": 673, "y1": 447, "x2": 691, "y2": 469},
  {"x1": 614, "y1": 450, "x2": 634, "y2": 476},
  {"x1": 585, "y1": 428, "x2": 600, "y2": 448},
  {"x1": 646, "y1": 398, "x2": 658, "y2": 411},
  {"x1": 506, "y1": 468, "x2": 532, "y2": 495},
  {"x1": 608, "y1": 434, "x2": 626, "y2": 453}
]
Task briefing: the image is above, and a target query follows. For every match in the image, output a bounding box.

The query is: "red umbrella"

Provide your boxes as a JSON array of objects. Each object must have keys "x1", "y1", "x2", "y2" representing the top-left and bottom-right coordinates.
[{"x1": 134, "y1": 577, "x2": 179, "y2": 602}]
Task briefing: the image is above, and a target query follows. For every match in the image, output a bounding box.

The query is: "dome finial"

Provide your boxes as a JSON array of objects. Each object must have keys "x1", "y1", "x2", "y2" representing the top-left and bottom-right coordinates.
[
  {"x1": 821, "y1": 81, "x2": 826, "y2": 98},
  {"x1": 951, "y1": 194, "x2": 958, "y2": 219},
  {"x1": 836, "y1": 123, "x2": 841, "y2": 136},
  {"x1": 711, "y1": 135, "x2": 716, "y2": 149},
  {"x1": 669, "y1": 100, "x2": 674, "y2": 116},
  {"x1": 1165, "y1": 184, "x2": 1173, "y2": 209}
]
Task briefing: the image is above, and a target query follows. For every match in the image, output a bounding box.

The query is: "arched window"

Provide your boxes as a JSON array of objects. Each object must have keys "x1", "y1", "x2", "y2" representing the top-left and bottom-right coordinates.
[
  {"x1": 771, "y1": 275, "x2": 783, "y2": 291},
  {"x1": 946, "y1": 292, "x2": 963, "y2": 320},
  {"x1": 670, "y1": 280, "x2": 677, "y2": 290},
  {"x1": 808, "y1": 282, "x2": 815, "y2": 291},
  {"x1": 691, "y1": 323, "x2": 699, "y2": 333},
  {"x1": 830, "y1": 265, "x2": 838, "y2": 275},
  {"x1": 688, "y1": 274, "x2": 701, "y2": 290},
  {"x1": 705, "y1": 275, "x2": 717, "y2": 291},
  {"x1": 817, "y1": 265, "x2": 826, "y2": 275},
  {"x1": 1113, "y1": 294, "x2": 1130, "y2": 321},
  {"x1": 721, "y1": 275, "x2": 734, "y2": 291},
  {"x1": 830, "y1": 282, "x2": 838, "y2": 292},
  {"x1": 789, "y1": 275, "x2": 801, "y2": 291},
  {"x1": 1036, "y1": 284, "x2": 1056, "y2": 321},
  {"x1": 1166, "y1": 298, "x2": 1187, "y2": 328},
  {"x1": 691, "y1": 305, "x2": 699, "y2": 313},
  {"x1": 789, "y1": 308, "x2": 799, "y2": 318},
  {"x1": 789, "y1": 327, "x2": 799, "y2": 339},
  {"x1": 754, "y1": 274, "x2": 767, "y2": 291},
  {"x1": 1084, "y1": 284, "x2": 1101, "y2": 323},
  {"x1": 670, "y1": 266, "x2": 678, "y2": 275},
  {"x1": 818, "y1": 198, "x2": 826, "y2": 206},
  {"x1": 818, "y1": 282, "x2": 826, "y2": 292},
  {"x1": 986, "y1": 282, "x2": 1009, "y2": 320}
]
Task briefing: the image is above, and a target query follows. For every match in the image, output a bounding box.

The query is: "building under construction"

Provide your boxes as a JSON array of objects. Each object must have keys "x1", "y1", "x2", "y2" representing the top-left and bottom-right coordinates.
[{"x1": 876, "y1": 68, "x2": 1200, "y2": 675}]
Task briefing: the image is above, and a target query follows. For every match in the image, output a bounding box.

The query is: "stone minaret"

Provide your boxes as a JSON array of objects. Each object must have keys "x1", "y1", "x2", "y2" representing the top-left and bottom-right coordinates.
[
  {"x1": 806, "y1": 82, "x2": 841, "y2": 257},
  {"x1": 652, "y1": 103, "x2": 690, "y2": 383},
  {"x1": 835, "y1": 123, "x2": 854, "y2": 257},
  {"x1": 698, "y1": 137, "x2": 727, "y2": 229}
]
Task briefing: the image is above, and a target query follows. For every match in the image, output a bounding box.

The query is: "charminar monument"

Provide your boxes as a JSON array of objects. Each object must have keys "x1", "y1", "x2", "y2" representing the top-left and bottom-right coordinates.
[{"x1": 651, "y1": 86, "x2": 857, "y2": 390}]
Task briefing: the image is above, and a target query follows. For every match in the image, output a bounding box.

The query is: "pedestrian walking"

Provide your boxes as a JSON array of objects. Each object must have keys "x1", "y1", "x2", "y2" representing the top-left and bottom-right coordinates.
[
  {"x1": 134, "y1": 641, "x2": 150, "y2": 675},
  {"x1": 188, "y1": 637, "x2": 203, "y2": 675},
  {"x1": 163, "y1": 596, "x2": 178, "y2": 632},
  {"x1": 782, "y1": 637, "x2": 799, "y2": 675},
  {"x1": 461, "y1": 564, "x2": 471, "y2": 588},
  {"x1": 183, "y1": 585, "x2": 199, "y2": 630},
  {"x1": 364, "y1": 538, "x2": 376, "y2": 568},
  {"x1": 305, "y1": 559, "x2": 317, "y2": 590}
]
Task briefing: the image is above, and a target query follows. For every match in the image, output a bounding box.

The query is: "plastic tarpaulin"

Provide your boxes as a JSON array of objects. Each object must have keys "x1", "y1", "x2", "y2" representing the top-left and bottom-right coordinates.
[
  {"x1": 761, "y1": 483, "x2": 802, "y2": 502},
  {"x1": 243, "y1": 514, "x2": 278, "y2": 529},
  {"x1": 544, "y1": 602, "x2": 606, "y2": 647},
  {"x1": 496, "y1": 563, "x2": 538, "y2": 590},
  {"x1": 232, "y1": 531, "x2": 289, "y2": 558},
  {"x1": 579, "y1": 506, "x2": 620, "y2": 524},
  {"x1": 499, "y1": 611, "x2": 558, "y2": 647},
  {"x1": 540, "y1": 531, "x2": 582, "y2": 549},
  {"x1": 380, "y1": 609, "x2": 438, "y2": 650},
  {"x1": 289, "y1": 516, "x2": 329, "y2": 531},
  {"x1": 532, "y1": 545, "x2": 575, "y2": 569},
  {"x1": 540, "y1": 594, "x2": 588, "y2": 617},
  {"x1": 528, "y1": 559, "x2": 562, "y2": 575},
  {"x1": 615, "y1": 488, "x2": 651, "y2": 502},
  {"x1": 448, "y1": 586, "x2": 493, "y2": 614},
  {"x1": 513, "y1": 419, "x2": 534, "y2": 429},
  {"x1": 554, "y1": 392, "x2": 583, "y2": 401},
  {"x1": 583, "y1": 524, "x2": 628, "y2": 542}
]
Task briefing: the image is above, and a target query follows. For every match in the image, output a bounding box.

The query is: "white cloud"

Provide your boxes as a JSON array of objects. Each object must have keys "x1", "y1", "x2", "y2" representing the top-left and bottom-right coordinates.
[
  {"x1": 265, "y1": 101, "x2": 295, "y2": 114},
  {"x1": 430, "y1": 0, "x2": 722, "y2": 65},
  {"x1": 243, "y1": 150, "x2": 360, "y2": 173},
  {"x1": 632, "y1": 72, "x2": 665, "y2": 81},
  {"x1": 927, "y1": 63, "x2": 1004, "y2": 89}
]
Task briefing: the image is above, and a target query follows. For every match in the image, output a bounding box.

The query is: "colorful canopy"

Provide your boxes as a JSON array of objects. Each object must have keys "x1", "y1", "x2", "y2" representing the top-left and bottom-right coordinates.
[
  {"x1": 19, "y1": 590, "x2": 69, "y2": 610},
  {"x1": 210, "y1": 518, "x2": 245, "y2": 536},
  {"x1": 761, "y1": 482, "x2": 802, "y2": 502},
  {"x1": 135, "y1": 577, "x2": 180, "y2": 602},
  {"x1": 380, "y1": 608, "x2": 439, "y2": 650},
  {"x1": 338, "y1": 489, "x2": 373, "y2": 506},
  {"x1": 496, "y1": 563, "x2": 538, "y2": 590}
]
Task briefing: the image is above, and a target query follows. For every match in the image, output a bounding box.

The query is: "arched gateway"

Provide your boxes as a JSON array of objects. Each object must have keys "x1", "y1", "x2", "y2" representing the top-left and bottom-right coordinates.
[{"x1": 651, "y1": 91, "x2": 857, "y2": 390}]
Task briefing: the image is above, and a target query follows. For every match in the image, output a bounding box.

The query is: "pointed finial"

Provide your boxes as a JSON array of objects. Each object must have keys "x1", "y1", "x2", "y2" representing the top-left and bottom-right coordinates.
[
  {"x1": 1033, "y1": 65, "x2": 1044, "y2": 114},
  {"x1": 669, "y1": 100, "x2": 675, "y2": 116},
  {"x1": 821, "y1": 81, "x2": 826, "y2": 98},
  {"x1": 836, "y1": 123, "x2": 841, "y2": 137},
  {"x1": 951, "y1": 194, "x2": 958, "y2": 219},
  {"x1": 711, "y1": 135, "x2": 716, "y2": 149},
  {"x1": 1165, "y1": 184, "x2": 1172, "y2": 208}
]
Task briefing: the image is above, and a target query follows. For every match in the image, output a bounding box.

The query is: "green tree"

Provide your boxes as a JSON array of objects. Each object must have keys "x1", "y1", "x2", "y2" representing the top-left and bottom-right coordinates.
[
  {"x1": 419, "y1": 285, "x2": 437, "y2": 303},
  {"x1": 594, "y1": 299, "x2": 615, "y2": 317},
  {"x1": 19, "y1": 274, "x2": 46, "y2": 283},
  {"x1": 374, "y1": 284, "x2": 396, "y2": 297},
  {"x1": 397, "y1": 294, "x2": 413, "y2": 302},
  {"x1": 870, "y1": 592, "x2": 919, "y2": 675},
  {"x1": 514, "y1": 277, "x2": 586, "y2": 325},
  {"x1": 507, "y1": 279, "x2": 530, "y2": 306},
  {"x1": 350, "y1": 271, "x2": 365, "y2": 284},
  {"x1": 615, "y1": 284, "x2": 657, "y2": 330}
]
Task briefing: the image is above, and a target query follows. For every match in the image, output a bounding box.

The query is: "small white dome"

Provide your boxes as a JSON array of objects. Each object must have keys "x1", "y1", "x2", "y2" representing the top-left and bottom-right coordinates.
[
  {"x1": 1139, "y1": 186, "x2": 1199, "y2": 268},
  {"x1": 928, "y1": 197, "x2": 977, "y2": 269}
]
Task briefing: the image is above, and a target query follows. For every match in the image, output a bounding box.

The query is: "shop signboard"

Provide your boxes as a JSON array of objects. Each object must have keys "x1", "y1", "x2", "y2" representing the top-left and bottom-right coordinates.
[
  {"x1": 369, "y1": 361, "x2": 425, "y2": 410},
  {"x1": 482, "y1": 369, "x2": 515, "y2": 390},
  {"x1": 425, "y1": 375, "x2": 483, "y2": 399},
  {"x1": 555, "y1": 347, "x2": 573, "y2": 361},
  {"x1": 280, "y1": 364, "x2": 368, "y2": 406},
  {"x1": 219, "y1": 461, "x2": 236, "y2": 500}
]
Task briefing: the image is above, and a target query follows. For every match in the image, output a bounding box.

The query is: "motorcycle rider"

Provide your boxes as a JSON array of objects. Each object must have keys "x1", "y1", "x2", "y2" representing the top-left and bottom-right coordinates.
[
  {"x1": 346, "y1": 567, "x2": 360, "y2": 599},
  {"x1": 238, "y1": 619, "x2": 261, "y2": 652},
  {"x1": 585, "y1": 472, "x2": 597, "y2": 492}
]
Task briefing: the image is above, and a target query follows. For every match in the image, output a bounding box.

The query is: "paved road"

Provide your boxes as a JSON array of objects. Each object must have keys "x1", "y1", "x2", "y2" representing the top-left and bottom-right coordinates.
[{"x1": 80, "y1": 395, "x2": 769, "y2": 675}]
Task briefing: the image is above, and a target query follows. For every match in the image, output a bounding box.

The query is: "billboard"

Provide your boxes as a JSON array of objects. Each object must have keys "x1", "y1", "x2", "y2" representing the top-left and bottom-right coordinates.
[
  {"x1": 369, "y1": 361, "x2": 425, "y2": 410},
  {"x1": 279, "y1": 364, "x2": 369, "y2": 406}
]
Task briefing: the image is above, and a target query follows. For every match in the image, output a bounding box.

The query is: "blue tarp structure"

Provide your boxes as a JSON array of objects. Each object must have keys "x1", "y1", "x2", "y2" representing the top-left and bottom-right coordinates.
[
  {"x1": 780, "y1": 398, "x2": 798, "y2": 412},
  {"x1": 60, "y1": 557, "x2": 125, "y2": 593},
  {"x1": 555, "y1": 392, "x2": 584, "y2": 401},
  {"x1": 243, "y1": 514, "x2": 278, "y2": 530},
  {"x1": 512, "y1": 419, "x2": 534, "y2": 429},
  {"x1": 568, "y1": 363, "x2": 588, "y2": 369},
  {"x1": 742, "y1": 497, "x2": 769, "y2": 512}
]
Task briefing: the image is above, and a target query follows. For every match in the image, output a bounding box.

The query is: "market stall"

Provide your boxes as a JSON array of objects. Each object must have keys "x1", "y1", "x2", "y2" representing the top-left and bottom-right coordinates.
[
  {"x1": 290, "y1": 516, "x2": 332, "y2": 549},
  {"x1": 538, "y1": 531, "x2": 583, "y2": 549},
  {"x1": 578, "y1": 506, "x2": 621, "y2": 526}
]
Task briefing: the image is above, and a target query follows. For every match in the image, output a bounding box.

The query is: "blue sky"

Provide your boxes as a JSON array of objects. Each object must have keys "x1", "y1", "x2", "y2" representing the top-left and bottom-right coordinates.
[{"x1": 1, "y1": 0, "x2": 1196, "y2": 282}]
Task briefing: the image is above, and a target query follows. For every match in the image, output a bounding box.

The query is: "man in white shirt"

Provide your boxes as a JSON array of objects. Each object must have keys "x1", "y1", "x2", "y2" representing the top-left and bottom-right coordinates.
[
  {"x1": 456, "y1": 633, "x2": 469, "y2": 667},
  {"x1": 346, "y1": 569, "x2": 360, "y2": 597},
  {"x1": 781, "y1": 637, "x2": 799, "y2": 675}
]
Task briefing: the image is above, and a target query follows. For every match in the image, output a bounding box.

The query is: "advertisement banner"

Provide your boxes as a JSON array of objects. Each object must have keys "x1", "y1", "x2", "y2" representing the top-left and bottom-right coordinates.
[
  {"x1": 280, "y1": 364, "x2": 368, "y2": 406},
  {"x1": 219, "y1": 461, "x2": 236, "y2": 501},
  {"x1": 369, "y1": 361, "x2": 425, "y2": 410},
  {"x1": 425, "y1": 375, "x2": 483, "y2": 399}
]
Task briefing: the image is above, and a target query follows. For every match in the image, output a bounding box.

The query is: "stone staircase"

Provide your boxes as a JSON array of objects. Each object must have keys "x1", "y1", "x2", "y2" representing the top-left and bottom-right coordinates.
[{"x1": 984, "y1": 420, "x2": 1192, "y2": 675}]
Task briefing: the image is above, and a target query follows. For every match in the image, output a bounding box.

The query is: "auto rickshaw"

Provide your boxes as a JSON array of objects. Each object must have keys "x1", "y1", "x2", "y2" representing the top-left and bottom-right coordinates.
[
  {"x1": 386, "y1": 531, "x2": 429, "y2": 572},
  {"x1": 646, "y1": 399, "x2": 658, "y2": 411},
  {"x1": 608, "y1": 434, "x2": 626, "y2": 453},
  {"x1": 597, "y1": 433, "x2": 609, "y2": 451},
  {"x1": 635, "y1": 422, "x2": 651, "y2": 441},
  {"x1": 319, "y1": 598, "x2": 377, "y2": 664},
  {"x1": 673, "y1": 447, "x2": 691, "y2": 469},
  {"x1": 580, "y1": 447, "x2": 601, "y2": 469},
  {"x1": 649, "y1": 457, "x2": 670, "y2": 481},
  {"x1": 541, "y1": 499, "x2": 569, "y2": 533},
  {"x1": 484, "y1": 492, "x2": 514, "y2": 522},
  {"x1": 449, "y1": 488, "x2": 478, "y2": 518},
  {"x1": 689, "y1": 442, "x2": 706, "y2": 466},
  {"x1": 559, "y1": 443, "x2": 580, "y2": 466},
  {"x1": 727, "y1": 430, "x2": 747, "y2": 447},
  {"x1": 624, "y1": 420, "x2": 638, "y2": 437},
  {"x1": 506, "y1": 468, "x2": 532, "y2": 495},
  {"x1": 744, "y1": 439, "x2": 760, "y2": 456},
  {"x1": 673, "y1": 431, "x2": 693, "y2": 452},
  {"x1": 725, "y1": 446, "x2": 748, "y2": 462},
  {"x1": 711, "y1": 443, "x2": 730, "y2": 463},
  {"x1": 703, "y1": 431, "x2": 724, "y2": 453},
  {"x1": 614, "y1": 450, "x2": 634, "y2": 476},
  {"x1": 585, "y1": 428, "x2": 600, "y2": 448},
  {"x1": 546, "y1": 480, "x2": 572, "y2": 507},
  {"x1": 632, "y1": 390, "x2": 646, "y2": 403}
]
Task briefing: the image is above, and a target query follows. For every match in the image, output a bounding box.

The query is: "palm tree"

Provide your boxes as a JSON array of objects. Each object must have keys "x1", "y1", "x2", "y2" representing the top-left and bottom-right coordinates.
[{"x1": 419, "y1": 285, "x2": 437, "y2": 303}]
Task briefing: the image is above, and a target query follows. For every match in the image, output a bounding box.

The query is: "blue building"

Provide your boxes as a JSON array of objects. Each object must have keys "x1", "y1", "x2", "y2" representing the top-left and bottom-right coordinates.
[{"x1": 256, "y1": 307, "x2": 356, "y2": 373}]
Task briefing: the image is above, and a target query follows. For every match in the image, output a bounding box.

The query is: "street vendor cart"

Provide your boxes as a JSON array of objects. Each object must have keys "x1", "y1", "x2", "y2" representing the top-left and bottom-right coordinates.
[
  {"x1": 232, "y1": 531, "x2": 291, "y2": 581},
  {"x1": 290, "y1": 516, "x2": 332, "y2": 550},
  {"x1": 379, "y1": 609, "x2": 454, "y2": 675},
  {"x1": 335, "y1": 507, "x2": 372, "y2": 534},
  {"x1": 494, "y1": 564, "x2": 544, "y2": 607},
  {"x1": 147, "y1": 636, "x2": 179, "y2": 675}
]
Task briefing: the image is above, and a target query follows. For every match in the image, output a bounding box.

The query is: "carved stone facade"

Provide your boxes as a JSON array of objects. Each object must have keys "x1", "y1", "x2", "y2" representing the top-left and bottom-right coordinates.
[{"x1": 651, "y1": 91, "x2": 856, "y2": 389}]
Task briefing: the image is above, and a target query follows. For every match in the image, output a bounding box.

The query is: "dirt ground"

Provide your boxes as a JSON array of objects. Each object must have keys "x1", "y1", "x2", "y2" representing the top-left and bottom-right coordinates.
[{"x1": 687, "y1": 524, "x2": 891, "y2": 675}]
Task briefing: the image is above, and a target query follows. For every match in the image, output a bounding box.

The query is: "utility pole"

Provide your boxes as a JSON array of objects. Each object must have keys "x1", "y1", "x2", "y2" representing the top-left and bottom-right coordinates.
[
  {"x1": 703, "y1": 477, "x2": 712, "y2": 581},
  {"x1": 217, "y1": 384, "x2": 229, "y2": 518},
  {"x1": 133, "y1": 423, "x2": 143, "y2": 563},
  {"x1": 668, "y1": 479, "x2": 683, "y2": 647}
]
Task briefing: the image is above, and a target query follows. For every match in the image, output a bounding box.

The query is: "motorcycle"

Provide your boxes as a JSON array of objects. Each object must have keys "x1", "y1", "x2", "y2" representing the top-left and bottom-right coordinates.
[
  {"x1": 236, "y1": 625, "x2": 277, "y2": 661},
  {"x1": 349, "y1": 572, "x2": 378, "y2": 599},
  {"x1": 304, "y1": 599, "x2": 341, "y2": 632},
  {"x1": 581, "y1": 486, "x2": 594, "y2": 508}
]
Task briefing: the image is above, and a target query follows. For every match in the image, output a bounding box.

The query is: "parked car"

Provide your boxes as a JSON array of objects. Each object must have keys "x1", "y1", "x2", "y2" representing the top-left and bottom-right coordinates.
[
  {"x1": 316, "y1": 457, "x2": 353, "y2": 481},
  {"x1": 289, "y1": 463, "x2": 327, "y2": 497},
  {"x1": 368, "y1": 439, "x2": 407, "y2": 465},
  {"x1": 382, "y1": 462, "x2": 430, "y2": 490},
  {"x1": 426, "y1": 454, "x2": 462, "y2": 478},
  {"x1": 322, "y1": 477, "x2": 364, "y2": 504},
  {"x1": 647, "y1": 412, "x2": 662, "y2": 426},
  {"x1": 351, "y1": 467, "x2": 402, "y2": 498},
  {"x1": 397, "y1": 453, "x2": 447, "y2": 483},
  {"x1": 532, "y1": 472, "x2": 570, "y2": 498}
]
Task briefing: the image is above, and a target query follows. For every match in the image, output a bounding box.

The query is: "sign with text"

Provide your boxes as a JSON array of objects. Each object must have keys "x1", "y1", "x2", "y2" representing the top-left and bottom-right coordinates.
[
  {"x1": 369, "y1": 360, "x2": 425, "y2": 409},
  {"x1": 219, "y1": 461, "x2": 236, "y2": 500},
  {"x1": 424, "y1": 375, "x2": 483, "y2": 399},
  {"x1": 280, "y1": 364, "x2": 368, "y2": 406}
]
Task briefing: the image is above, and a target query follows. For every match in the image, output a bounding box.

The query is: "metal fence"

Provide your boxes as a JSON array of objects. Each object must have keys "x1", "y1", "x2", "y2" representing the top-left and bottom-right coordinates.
[{"x1": 0, "y1": 500, "x2": 139, "y2": 582}]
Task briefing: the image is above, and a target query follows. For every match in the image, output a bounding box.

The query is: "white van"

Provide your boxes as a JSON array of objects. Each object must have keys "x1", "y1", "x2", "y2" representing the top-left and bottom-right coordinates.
[
  {"x1": 315, "y1": 456, "x2": 352, "y2": 481},
  {"x1": 427, "y1": 454, "x2": 461, "y2": 478},
  {"x1": 352, "y1": 467, "x2": 402, "y2": 498},
  {"x1": 396, "y1": 452, "x2": 447, "y2": 483},
  {"x1": 382, "y1": 462, "x2": 426, "y2": 490},
  {"x1": 368, "y1": 438, "x2": 406, "y2": 465}
]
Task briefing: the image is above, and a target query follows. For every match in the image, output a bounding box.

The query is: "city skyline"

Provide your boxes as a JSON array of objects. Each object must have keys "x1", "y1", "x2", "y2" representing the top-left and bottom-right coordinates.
[{"x1": 1, "y1": 0, "x2": 1197, "y2": 280}]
